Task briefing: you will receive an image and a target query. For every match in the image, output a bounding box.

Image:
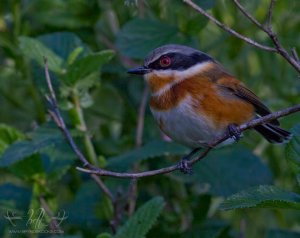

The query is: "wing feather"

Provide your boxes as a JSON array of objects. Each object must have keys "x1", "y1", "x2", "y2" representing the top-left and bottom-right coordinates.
[{"x1": 216, "y1": 78, "x2": 279, "y2": 126}]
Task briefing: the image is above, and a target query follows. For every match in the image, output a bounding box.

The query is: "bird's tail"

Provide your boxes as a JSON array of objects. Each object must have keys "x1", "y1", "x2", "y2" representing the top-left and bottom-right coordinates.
[{"x1": 254, "y1": 123, "x2": 292, "y2": 144}]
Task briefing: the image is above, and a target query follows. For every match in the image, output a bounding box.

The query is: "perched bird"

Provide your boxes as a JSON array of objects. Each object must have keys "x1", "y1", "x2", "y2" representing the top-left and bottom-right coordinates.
[{"x1": 128, "y1": 44, "x2": 291, "y2": 172}]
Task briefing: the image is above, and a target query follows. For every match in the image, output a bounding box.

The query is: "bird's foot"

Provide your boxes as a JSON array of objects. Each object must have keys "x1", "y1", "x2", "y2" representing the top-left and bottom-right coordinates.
[
  {"x1": 227, "y1": 123, "x2": 242, "y2": 141},
  {"x1": 177, "y1": 147, "x2": 201, "y2": 174},
  {"x1": 177, "y1": 157, "x2": 193, "y2": 175}
]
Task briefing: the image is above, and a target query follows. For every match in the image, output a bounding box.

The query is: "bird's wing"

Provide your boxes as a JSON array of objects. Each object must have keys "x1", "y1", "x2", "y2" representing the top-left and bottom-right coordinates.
[{"x1": 216, "y1": 77, "x2": 279, "y2": 126}]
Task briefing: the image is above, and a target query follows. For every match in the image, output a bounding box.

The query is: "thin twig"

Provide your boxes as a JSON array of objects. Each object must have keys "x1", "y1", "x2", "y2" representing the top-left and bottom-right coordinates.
[
  {"x1": 183, "y1": 0, "x2": 276, "y2": 52},
  {"x1": 232, "y1": 0, "x2": 265, "y2": 32},
  {"x1": 183, "y1": 0, "x2": 300, "y2": 73},
  {"x1": 76, "y1": 103, "x2": 300, "y2": 178},
  {"x1": 135, "y1": 85, "x2": 149, "y2": 147},
  {"x1": 265, "y1": 30, "x2": 300, "y2": 73},
  {"x1": 127, "y1": 178, "x2": 138, "y2": 216},
  {"x1": 233, "y1": 0, "x2": 300, "y2": 73},
  {"x1": 44, "y1": 58, "x2": 93, "y2": 169},
  {"x1": 44, "y1": 58, "x2": 115, "y2": 216},
  {"x1": 265, "y1": 0, "x2": 276, "y2": 30},
  {"x1": 128, "y1": 85, "x2": 149, "y2": 215},
  {"x1": 291, "y1": 47, "x2": 299, "y2": 63},
  {"x1": 91, "y1": 174, "x2": 114, "y2": 201},
  {"x1": 39, "y1": 196, "x2": 61, "y2": 231}
]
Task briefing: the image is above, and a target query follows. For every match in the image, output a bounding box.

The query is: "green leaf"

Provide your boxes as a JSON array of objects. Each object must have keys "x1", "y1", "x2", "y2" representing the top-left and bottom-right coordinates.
[
  {"x1": 0, "y1": 124, "x2": 25, "y2": 155},
  {"x1": 107, "y1": 140, "x2": 189, "y2": 171},
  {"x1": 286, "y1": 123, "x2": 300, "y2": 185},
  {"x1": 116, "y1": 19, "x2": 187, "y2": 59},
  {"x1": 0, "y1": 124, "x2": 64, "y2": 167},
  {"x1": 19, "y1": 36, "x2": 63, "y2": 74},
  {"x1": 114, "y1": 197, "x2": 165, "y2": 238},
  {"x1": 65, "y1": 50, "x2": 115, "y2": 84},
  {"x1": 9, "y1": 154, "x2": 44, "y2": 180},
  {"x1": 220, "y1": 185, "x2": 300, "y2": 210},
  {"x1": 38, "y1": 32, "x2": 89, "y2": 61},
  {"x1": 88, "y1": 83, "x2": 125, "y2": 121},
  {"x1": 172, "y1": 146, "x2": 273, "y2": 196},
  {"x1": 67, "y1": 46, "x2": 84, "y2": 65},
  {"x1": 97, "y1": 233, "x2": 112, "y2": 238}
]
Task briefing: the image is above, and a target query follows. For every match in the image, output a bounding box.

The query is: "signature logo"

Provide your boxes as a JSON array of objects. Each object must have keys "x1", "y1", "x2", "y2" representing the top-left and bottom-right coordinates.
[{"x1": 3, "y1": 208, "x2": 68, "y2": 233}]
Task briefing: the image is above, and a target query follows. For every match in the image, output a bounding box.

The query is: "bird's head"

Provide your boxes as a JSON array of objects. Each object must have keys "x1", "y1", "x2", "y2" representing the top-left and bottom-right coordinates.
[{"x1": 127, "y1": 44, "x2": 215, "y2": 94}]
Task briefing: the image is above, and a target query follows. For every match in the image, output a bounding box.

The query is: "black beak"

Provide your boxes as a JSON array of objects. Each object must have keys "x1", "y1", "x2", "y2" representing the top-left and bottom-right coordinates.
[{"x1": 127, "y1": 66, "x2": 150, "y2": 75}]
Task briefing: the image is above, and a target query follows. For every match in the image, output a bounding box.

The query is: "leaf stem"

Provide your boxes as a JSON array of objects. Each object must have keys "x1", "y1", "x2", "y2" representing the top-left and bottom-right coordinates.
[{"x1": 71, "y1": 91, "x2": 98, "y2": 166}]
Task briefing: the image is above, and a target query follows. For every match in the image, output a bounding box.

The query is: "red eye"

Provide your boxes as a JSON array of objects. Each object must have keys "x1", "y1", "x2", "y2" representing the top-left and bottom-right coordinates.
[{"x1": 159, "y1": 56, "x2": 171, "y2": 67}]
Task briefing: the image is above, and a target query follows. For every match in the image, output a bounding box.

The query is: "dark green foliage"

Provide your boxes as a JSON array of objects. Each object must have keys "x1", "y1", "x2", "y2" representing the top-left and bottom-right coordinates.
[
  {"x1": 0, "y1": 0, "x2": 300, "y2": 237},
  {"x1": 172, "y1": 146, "x2": 273, "y2": 196},
  {"x1": 107, "y1": 140, "x2": 189, "y2": 171},
  {"x1": 286, "y1": 123, "x2": 300, "y2": 185},
  {"x1": 116, "y1": 19, "x2": 186, "y2": 59},
  {"x1": 220, "y1": 185, "x2": 300, "y2": 210},
  {"x1": 114, "y1": 197, "x2": 165, "y2": 238}
]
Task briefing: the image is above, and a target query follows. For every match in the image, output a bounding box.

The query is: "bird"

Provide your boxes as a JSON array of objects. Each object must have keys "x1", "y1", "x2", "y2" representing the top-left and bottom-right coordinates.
[{"x1": 127, "y1": 44, "x2": 292, "y2": 173}]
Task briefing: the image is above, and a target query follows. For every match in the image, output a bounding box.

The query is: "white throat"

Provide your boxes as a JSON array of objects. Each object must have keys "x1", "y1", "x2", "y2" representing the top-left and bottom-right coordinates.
[{"x1": 145, "y1": 61, "x2": 212, "y2": 97}]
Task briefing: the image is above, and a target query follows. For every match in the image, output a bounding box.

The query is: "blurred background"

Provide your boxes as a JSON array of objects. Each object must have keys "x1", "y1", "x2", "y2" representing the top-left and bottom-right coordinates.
[{"x1": 0, "y1": 0, "x2": 300, "y2": 237}]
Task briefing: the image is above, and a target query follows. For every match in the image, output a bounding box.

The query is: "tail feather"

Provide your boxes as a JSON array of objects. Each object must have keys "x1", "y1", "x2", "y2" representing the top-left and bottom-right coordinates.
[{"x1": 254, "y1": 124, "x2": 292, "y2": 144}]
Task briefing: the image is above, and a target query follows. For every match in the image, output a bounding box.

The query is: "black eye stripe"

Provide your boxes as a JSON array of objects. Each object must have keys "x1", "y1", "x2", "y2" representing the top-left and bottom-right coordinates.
[{"x1": 148, "y1": 52, "x2": 213, "y2": 70}]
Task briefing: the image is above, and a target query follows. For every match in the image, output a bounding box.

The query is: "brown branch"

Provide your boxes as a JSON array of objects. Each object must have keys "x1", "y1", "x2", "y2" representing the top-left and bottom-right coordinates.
[
  {"x1": 265, "y1": 0, "x2": 276, "y2": 30},
  {"x1": 91, "y1": 174, "x2": 114, "y2": 201},
  {"x1": 127, "y1": 178, "x2": 138, "y2": 216},
  {"x1": 135, "y1": 85, "x2": 149, "y2": 147},
  {"x1": 232, "y1": 0, "x2": 266, "y2": 32},
  {"x1": 291, "y1": 47, "x2": 299, "y2": 63},
  {"x1": 182, "y1": 0, "x2": 276, "y2": 52},
  {"x1": 76, "y1": 103, "x2": 300, "y2": 178},
  {"x1": 44, "y1": 57, "x2": 116, "y2": 216},
  {"x1": 128, "y1": 85, "x2": 149, "y2": 216},
  {"x1": 183, "y1": 0, "x2": 300, "y2": 73}
]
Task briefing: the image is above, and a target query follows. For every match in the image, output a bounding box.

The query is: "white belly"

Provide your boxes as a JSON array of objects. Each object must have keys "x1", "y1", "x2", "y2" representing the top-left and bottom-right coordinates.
[{"x1": 151, "y1": 96, "x2": 223, "y2": 148}]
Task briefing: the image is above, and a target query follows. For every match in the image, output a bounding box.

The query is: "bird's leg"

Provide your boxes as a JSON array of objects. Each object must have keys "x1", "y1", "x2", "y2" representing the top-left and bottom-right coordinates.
[
  {"x1": 227, "y1": 123, "x2": 242, "y2": 141},
  {"x1": 177, "y1": 147, "x2": 200, "y2": 174}
]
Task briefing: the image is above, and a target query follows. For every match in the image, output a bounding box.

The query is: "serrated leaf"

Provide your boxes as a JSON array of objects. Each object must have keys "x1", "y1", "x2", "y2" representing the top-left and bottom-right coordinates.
[
  {"x1": 107, "y1": 140, "x2": 189, "y2": 171},
  {"x1": 19, "y1": 36, "x2": 63, "y2": 73},
  {"x1": 116, "y1": 19, "x2": 187, "y2": 59},
  {"x1": 286, "y1": 123, "x2": 300, "y2": 185},
  {"x1": 0, "y1": 124, "x2": 25, "y2": 155},
  {"x1": 65, "y1": 50, "x2": 115, "y2": 84},
  {"x1": 114, "y1": 197, "x2": 165, "y2": 238},
  {"x1": 220, "y1": 185, "x2": 300, "y2": 210},
  {"x1": 172, "y1": 146, "x2": 273, "y2": 196}
]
